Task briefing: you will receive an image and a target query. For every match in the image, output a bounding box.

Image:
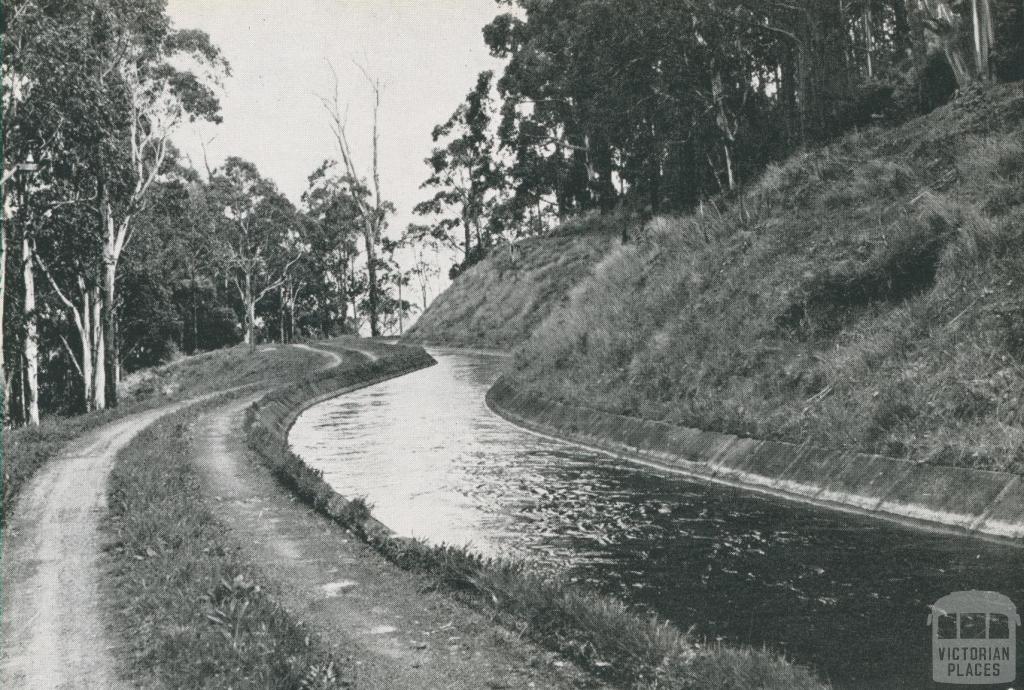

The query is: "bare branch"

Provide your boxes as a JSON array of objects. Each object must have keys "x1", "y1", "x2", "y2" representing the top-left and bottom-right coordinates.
[
  {"x1": 59, "y1": 333, "x2": 84, "y2": 378},
  {"x1": 33, "y1": 250, "x2": 85, "y2": 337}
]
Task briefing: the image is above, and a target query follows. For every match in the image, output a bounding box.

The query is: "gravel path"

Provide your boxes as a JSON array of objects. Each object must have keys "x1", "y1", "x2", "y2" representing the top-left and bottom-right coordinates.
[
  {"x1": 0, "y1": 401, "x2": 196, "y2": 689},
  {"x1": 1, "y1": 343, "x2": 593, "y2": 689},
  {"x1": 191, "y1": 351, "x2": 599, "y2": 689}
]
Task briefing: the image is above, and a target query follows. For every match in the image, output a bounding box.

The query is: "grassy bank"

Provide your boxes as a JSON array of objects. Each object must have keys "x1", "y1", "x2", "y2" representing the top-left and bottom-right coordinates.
[
  {"x1": 103, "y1": 396, "x2": 347, "y2": 689},
  {"x1": 404, "y1": 214, "x2": 623, "y2": 349},
  {"x1": 1, "y1": 343, "x2": 331, "y2": 527},
  {"x1": 246, "y1": 347, "x2": 825, "y2": 689},
  {"x1": 418, "y1": 83, "x2": 1024, "y2": 473},
  {"x1": 511, "y1": 83, "x2": 1024, "y2": 472}
]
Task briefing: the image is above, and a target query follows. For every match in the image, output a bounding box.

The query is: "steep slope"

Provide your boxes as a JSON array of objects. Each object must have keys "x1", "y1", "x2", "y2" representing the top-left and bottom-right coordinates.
[
  {"x1": 404, "y1": 217, "x2": 621, "y2": 349},
  {"x1": 508, "y1": 83, "x2": 1024, "y2": 472},
  {"x1": 415, "y1": 83, "x2": 1024, "y2": 472}
]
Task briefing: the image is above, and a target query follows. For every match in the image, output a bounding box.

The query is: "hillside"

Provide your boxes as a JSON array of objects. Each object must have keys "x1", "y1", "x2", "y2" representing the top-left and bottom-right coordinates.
[
  {"x1": 418, "y1": 83, "x2": 1024, "y2": 472},
  {"x1": 404, "y1": 216, "x2": 622, "y2": 349}
]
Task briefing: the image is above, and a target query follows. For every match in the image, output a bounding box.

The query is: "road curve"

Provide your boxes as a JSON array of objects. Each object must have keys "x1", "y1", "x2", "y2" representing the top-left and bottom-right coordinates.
[
  {"x1": 291, "y1": 342, "x2": 344, "y2": 367},
  {"x1": 1, "y1": 341, "x2": 376, "y2": 688},
  {"x1": 0, "y1": 402, "x2": 198, "y2": 689}
]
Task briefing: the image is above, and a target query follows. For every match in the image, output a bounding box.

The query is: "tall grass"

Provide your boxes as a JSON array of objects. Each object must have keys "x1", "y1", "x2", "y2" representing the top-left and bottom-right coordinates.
[
  {"x1": 404, "y1": 221, "x2": 621, "y2": 349},
  {"x1": 509, "y1": 82, "x2": 1024, "y2": 472}
]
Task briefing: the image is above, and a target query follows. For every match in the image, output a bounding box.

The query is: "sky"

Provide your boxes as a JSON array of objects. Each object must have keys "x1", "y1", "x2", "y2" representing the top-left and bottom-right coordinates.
[{"x1": 165, "y1": 0, "x2": 506, "y2": 301}]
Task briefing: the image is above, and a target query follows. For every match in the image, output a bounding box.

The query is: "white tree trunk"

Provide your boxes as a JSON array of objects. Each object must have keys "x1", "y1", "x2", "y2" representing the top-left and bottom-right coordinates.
[
  {"x1": 0, "y1": 208, "x2": 6, "y2": 423},
  {"x1": 864, "y1": 6, "x2": 875, "y2": 78},
  {"x1": 245, "y1": 271, "x2": 255, "y2": 351},
  {"x1": 22, "y1": 233, "x2": 39, "y2": 425},
  {"x1": 80, "y1": 295, "x2": 94, "y2": 412},
  {"x1": 724, "y1": 144, "x2": 736, "y2": 192},
  {"x1": 102, "y1": 201, "x2": 119, "y2": 407},
  {"x1": 972, "y1": 0, "x2": 995, "y2": 79},
  {"x1": 91, "y1": 290, "x2": 106, "y2": 410}
]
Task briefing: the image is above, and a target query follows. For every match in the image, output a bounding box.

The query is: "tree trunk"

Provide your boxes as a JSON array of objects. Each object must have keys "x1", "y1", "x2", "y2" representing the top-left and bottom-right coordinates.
[
  {"x1": 865, "y1": 5, "x2": 875, "y2": 78},
  {"x1": 972, "y1": 0, "x2": 995, "y2": 79},
  {"x1": 80, "y1": 291, "x2": 94, "y2": 412},
  {"x1": 0, "y1": 205, "x2": 6, "y2": 424},
  {"x1": 3, "y1": 371, "x2": 12, "y2": 424},
  {"x1": 245, "y1": 271, "x2": 255, "y2": 352},
  {"x1": 102, "y1": 197, "x2": 119, "y2": 408},
  {"x1": 349, "y1": 255, "x2": 359, "y2": 332},
  {"x1": 288, "y1": 298, "x2": 295, "y2": 343},
  {"x1": 191, "y1": 274, "x2": 199, "y2": 354},
  {"x1": 279, "y1": 285, "x2": 286, "y2": 344},
  {"x1": 723, "y1": 144, "x2": 736, "y2": 192},
  {"x1": 364, "y1": 228, "x2": 380, "y2": 337},
  {"x1": 397, "y1": 279, "x2": 403, "y2": 336},
  {"x1": 19, "y1": 355, "x2": 27, "y2": 425},
  {"x1": 796, "y1": 41, "x2": 812, "y2": 144},
  {"x1": 22, "y1": 233, "x2": 39, "y2": 425},
  {"x1": 91, "y1": 290, "x2": 106, "y2": 410}
]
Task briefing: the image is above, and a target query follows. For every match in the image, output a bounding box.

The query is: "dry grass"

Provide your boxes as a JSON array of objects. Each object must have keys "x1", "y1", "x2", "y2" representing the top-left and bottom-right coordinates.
[
  {"x1": 500, "y1": 82, "x2": 1024, "y2": 472},
  {"x1": 403, "y1": 215, "x2": 622, "y2": 349}
]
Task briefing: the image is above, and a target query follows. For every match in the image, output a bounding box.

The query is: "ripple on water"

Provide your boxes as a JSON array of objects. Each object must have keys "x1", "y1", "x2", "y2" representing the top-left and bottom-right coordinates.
[{"x1": 289, "y1": 351, "x2": 1024, "y2": 689}]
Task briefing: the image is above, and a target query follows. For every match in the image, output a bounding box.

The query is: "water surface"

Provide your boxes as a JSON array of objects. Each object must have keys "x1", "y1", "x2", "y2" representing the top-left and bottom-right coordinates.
[{"x1": 290, "y1": 350, "x2": 1024, "y2": 689}]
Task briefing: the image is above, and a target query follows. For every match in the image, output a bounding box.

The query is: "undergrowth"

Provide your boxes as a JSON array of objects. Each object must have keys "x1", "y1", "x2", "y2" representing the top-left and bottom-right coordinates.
[{"x1": 104, "y1": 398, "x2": 348, "y2": 689}]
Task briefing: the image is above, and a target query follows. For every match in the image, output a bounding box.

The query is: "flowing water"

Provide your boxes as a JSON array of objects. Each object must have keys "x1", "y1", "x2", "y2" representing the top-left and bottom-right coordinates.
[{"x1": 290, "y1": 349, "x2": 1024, "y2": 689}]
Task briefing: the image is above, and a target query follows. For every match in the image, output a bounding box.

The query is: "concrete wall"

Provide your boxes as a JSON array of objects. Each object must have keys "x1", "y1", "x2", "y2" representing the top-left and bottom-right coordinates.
[
  {"x1": 246, "y1": 346, "x2": 437, "y2": 545},
  {"x1": 487, "y1": 377, "x2": 1024, "y2": 543}
]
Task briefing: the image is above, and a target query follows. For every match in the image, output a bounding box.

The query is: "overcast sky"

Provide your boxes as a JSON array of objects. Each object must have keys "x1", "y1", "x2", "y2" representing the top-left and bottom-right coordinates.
[{"x1": 165, "y1": 0, "x2": 504, "y2": 248}]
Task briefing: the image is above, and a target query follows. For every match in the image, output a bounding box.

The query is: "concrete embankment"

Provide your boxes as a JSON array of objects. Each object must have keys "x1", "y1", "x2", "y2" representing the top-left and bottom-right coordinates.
[
  {"x1": 486, "y1": 377, "x2": 1024, "y2": 543},
  {"x1": 246, "y1": 344, "x2": 437, "y2": 544}
]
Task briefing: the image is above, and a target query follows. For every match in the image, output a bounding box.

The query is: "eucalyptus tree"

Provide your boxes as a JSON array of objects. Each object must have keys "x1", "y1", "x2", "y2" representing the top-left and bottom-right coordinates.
[
  {"x1": 92, "y1": 8, "x2": 228, "y2": 406},
  {"x1": 301, "y1": 160, "x2": 363, "y2": 336},
  {"x1": 3, "y1": 0, "x2": 227, "y2": 413},
  {"x1": 320, "y1": 62, "x2": 393, "y2": 336},
  {"x1": 376, "y1": 236, "x2": 416, "y2": 337},
  {"x1": 211, "y1": 157, "x2": 303, "y2": 352},
  {"x1": 414, "y1": 71, "x2": 503, "y2": 261},
  {"x1": 2, "y1": 0, "x2": 102, "y2": 420}
]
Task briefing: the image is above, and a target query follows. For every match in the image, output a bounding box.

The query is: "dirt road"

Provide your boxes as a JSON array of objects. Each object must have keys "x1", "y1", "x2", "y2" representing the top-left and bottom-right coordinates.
[
  {"x1": 0, "y1": 346, "x2": 333, "y2": 689},
  {"x1": 0, "y1": 402, "x2": 197, "y2": 689},
  {"x1": 192, "y1": 375, "x2": 597, "y2": 688},
  {"x1": 1, "y1": 344, "x2": 594, "y2": 688}
]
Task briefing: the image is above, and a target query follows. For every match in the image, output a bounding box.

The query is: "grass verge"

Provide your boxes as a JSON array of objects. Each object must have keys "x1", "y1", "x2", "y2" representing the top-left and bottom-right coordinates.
[
  {"x1": 103, "y1": 393, "x2": 349, "y2": 689},
  {"x1": 245, "y1": 346, "x2": 826, "y2": 689}
]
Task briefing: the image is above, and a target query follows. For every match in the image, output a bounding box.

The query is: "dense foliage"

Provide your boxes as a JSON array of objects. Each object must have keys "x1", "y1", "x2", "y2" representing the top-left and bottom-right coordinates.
[
  {"x1": 408, "y1": 0, "x2": 1024, "y2": 275},
  {"x1": 2, "y1": 0, "x2": 414, "y2": 425}
]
